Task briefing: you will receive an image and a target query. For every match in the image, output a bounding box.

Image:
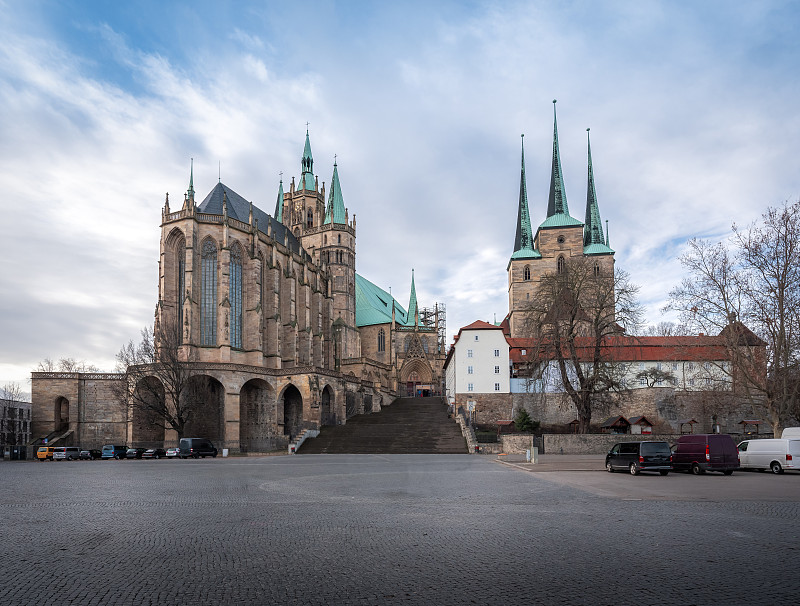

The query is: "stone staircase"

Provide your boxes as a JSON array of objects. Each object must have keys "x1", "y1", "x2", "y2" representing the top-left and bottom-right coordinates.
[{"x1": 297, "y1": 396, "x2": 468, "y2": 454}]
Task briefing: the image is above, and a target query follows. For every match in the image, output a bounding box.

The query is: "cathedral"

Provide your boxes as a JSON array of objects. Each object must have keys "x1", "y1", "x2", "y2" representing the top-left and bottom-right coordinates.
[{"x1": 31, "y1": 131, "x2": 446, "y2": 453}]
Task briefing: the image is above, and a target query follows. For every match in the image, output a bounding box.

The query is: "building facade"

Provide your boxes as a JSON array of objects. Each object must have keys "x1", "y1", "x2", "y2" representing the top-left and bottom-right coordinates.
[{"x1": 31, "y1": 131, "x2": 446, "y2": 452}]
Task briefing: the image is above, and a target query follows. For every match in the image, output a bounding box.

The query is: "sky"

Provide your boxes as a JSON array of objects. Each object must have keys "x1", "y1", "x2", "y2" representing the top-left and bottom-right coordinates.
[{"x1": 1, "y1": 0, "x2": 799, "y2": 394}]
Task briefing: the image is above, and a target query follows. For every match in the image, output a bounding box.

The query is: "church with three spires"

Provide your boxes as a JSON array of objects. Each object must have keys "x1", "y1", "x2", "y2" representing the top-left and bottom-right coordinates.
[{"x1": 30, "y1": 130, "x2": 446, "y2": 454}]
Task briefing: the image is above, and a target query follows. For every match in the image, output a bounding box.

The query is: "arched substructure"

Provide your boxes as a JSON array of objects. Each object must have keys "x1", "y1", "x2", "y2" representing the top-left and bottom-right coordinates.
[
  {"x1": 400, "y1": 359, "x2": 433, "y2": 397},
  {"x1": 281, "y1": 384, "x2": 303, "y2": 441},
  {"x1": 131, "y1": 376, "x2": 166, "y2": 447},
  {"x1": 181, "y1": 374, "x2": 224, "y2": 443},
  {"x1": 239, "y1": 378, "x2": 277, "y2": 453},
  {"x1": 320, "y1": 385, "x2": 335, "y2": 426},
  {"x1": 55, "y1": 396, "x2": 69, "y2": 432}
]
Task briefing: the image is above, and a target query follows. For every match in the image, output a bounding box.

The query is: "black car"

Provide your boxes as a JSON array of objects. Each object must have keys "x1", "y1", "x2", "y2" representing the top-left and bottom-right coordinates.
[
  {"x1": 606, "y1": 441, "x2": 672, "y2": 475},
  {"x1": 79, "y1": 449, "x2": 102, "y2": 460},
  {"x1": 179, "y1": 438, "x2": 218, "y2": 459},
  {"x1": 142, "y1": 448, "x2": 167, "y2": 459},
  {"x1": 125, "y1": 447, "x2": 147, "y2": 459}
]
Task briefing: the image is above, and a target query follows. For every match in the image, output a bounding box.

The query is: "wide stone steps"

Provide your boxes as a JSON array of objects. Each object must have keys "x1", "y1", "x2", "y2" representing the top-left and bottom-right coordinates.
[{"x1": 297, "y1": 396, "x2": 468, "y2": 454}]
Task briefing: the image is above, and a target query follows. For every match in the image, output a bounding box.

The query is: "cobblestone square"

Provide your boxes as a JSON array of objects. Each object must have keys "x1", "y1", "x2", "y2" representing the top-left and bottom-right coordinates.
[{"x1": 1, "y1": 455, "x2": 797, "y2": 605}]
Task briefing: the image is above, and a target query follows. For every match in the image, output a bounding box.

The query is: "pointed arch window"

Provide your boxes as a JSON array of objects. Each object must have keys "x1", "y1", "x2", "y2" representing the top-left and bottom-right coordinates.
[
  {"x1": 557, "y1": 255, "x2": 566, "y2": 275},
  {"x1": 306, "y1": 209, "x2": 313, "y2": 228},
  {"x1": 594, "y1": 262, "x2": 600, "y2": 277},
  {"x1": 230, "y1": 243, "x2": 243, "y2": 349},
  {"x1": 201, "y1": 239, "x2": 218, "y2": 346},
  {"x1": 378, "y1": 328, "x2": 385, "y2": 352},
  {"x1": 175, "y1": 236, "x2": 185, "y2": 342},
  {"x1": 523, "y1": 265, "x2": 531, "y2": 281}
]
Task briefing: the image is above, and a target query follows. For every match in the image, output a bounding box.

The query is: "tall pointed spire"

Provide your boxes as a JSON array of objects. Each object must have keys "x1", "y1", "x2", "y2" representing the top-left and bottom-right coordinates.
[
  {"x1": 186, "y1": 158, "x2": 195, "y2": 200},
  {"x1": 547, "y1": 100, "x2": 569, "y2": 218},
  {"x1": 583, "y1": 128, "x2": 605, "y2": 246},
  {"x1": 407, "y1": 269, "x2": 419, "y2": 327},
  {"x1": 300, "y1": 128, "x2": 315, "y2": 190},
  {"x1": 513, "y1": 134, "x2": 535, "y2": 253},
  {"x1": 274, "y1": 178, "x2": 284, "y2": 223},
  {"x1": 325, "y1": 159, "x2": 346, "y2": 224}
]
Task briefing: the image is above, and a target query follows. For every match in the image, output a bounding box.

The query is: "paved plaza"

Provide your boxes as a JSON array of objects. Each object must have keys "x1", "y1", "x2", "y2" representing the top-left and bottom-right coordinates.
[{"x1": 1, "y1": 455, "x2": 798, "y2": 605}]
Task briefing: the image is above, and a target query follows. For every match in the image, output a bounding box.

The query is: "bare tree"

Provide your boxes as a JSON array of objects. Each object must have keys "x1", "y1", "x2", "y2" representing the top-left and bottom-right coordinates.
[
  {"x1": 522, "y1": 256, "x2": 644, "y2": 433},
  {"x1": 667, "y1": 199, "x2": 800, "y2": 435},
  {"x1": 36, "y1": 358, "x2": 100, "y2": 372},
  {"x1": 113, "y1": 321, "x2": 202, "y2": 440},
  {"x1": 634, "y1": 367, "x2": 677, "y2": 388},
  {"x1": 643, "y1": 321, "x2": 688, "y2": 337},
  {"x1": 1, "y1": 382, "x2": 26, "y2": 448}
]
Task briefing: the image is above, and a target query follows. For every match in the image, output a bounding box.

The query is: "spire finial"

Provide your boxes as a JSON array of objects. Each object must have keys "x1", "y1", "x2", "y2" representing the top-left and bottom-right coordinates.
[{"x1": 218, "y1": 161, "x2": 221, "y2": 183}]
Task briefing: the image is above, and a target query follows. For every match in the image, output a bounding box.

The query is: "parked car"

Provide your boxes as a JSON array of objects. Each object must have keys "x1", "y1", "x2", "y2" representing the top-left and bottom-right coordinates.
[
  {"x1": 126, "y1": 447, "x2": 147, "y2": 459},
  {"x1": 101, "y1": 444, "x2": 128, "y2": 460},
  {"x1": 738, "y1": 439, "x2": 800, "y2": 474},
  {"x1": 79, "y1": 449, "x2": 102, "y2": 460},
  {"x1": 671, "y1": 434, "x2": 739, "y2": 475},
  {"x1": 53, "y1": 447, "x2": 81, "y2": 461},
  {"x1": 165, "y1": 447, "x2": 180, "y2": 458},
  {"x1": 179, "y1": 438, "x2": 218, "y2": 459},
  {"x1": 781, "y1": 427, "x2": 800, "y2": 439},
  {"x1": 606, "y1": 441, "x2": 672, "y2": 475},
  {"x1": 142, "y1": 448, "x2": 167, "y2": 459},
  {"x1": 36, "y1": 446, "x2": 56, "y2": 461}
]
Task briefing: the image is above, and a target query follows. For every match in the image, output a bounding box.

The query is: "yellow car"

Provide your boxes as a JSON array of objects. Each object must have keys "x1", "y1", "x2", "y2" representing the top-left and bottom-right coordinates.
[{"x1": 36, "y1": 446, "x2": 56, "y2": 461}]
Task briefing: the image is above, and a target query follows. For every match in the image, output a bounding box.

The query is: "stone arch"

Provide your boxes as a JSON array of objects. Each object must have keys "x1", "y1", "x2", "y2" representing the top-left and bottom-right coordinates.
[
  {"x1": 400, "y1": 359, "x2": 433, "y2": 397},
  {"x1": 131, "y1": 376, "x2": 166, "y2": 446},
  {"x1": 54, "y1": 396, "x2": 69, "y2": 432},
  {"x1": 239, "y1": 378, "x2": 276, "y2": 453},
  {"x1": 280, "y1": 384, "x2": 303, "y2": 441},
  {"x1": 181, "y1": 374, "x2": 224, "y2": 443},
  {"x1": 321, "y1": 384, "x2": 335, "y2": 426}
]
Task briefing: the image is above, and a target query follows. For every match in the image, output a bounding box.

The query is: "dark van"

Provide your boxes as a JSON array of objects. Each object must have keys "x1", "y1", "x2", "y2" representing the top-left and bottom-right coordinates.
[
  {"x1": 101, "y1": 444, "x2": 128, "y2": 460},
  {"x1": 605, "y1": 441, "x2": 672, "y2": 475},
  {"x1": 179, "y1": 438, "x2": 218, "y2": 459},
  {"x1": 672, "y1": 434, "x2": 739, "y2": 475}
]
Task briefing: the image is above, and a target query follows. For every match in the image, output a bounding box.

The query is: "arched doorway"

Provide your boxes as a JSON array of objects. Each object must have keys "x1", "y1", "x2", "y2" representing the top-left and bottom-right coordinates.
[
  {"x1": 400, "y1": 359, "x2": 433, "y2": 397},
  {"x1": 181, "y1": 375, "x2": 224, "y2": 443},
  {"x1": 131, "y1": 376, "x2": 166, "y2": 447},
  {"x1": 320, "y1": 385, "x2": 335, "y2": 426},
  {"x1": 240, "y1": 379, "x2": 276, "y2": 453},
  {"x1": 282, "y1": 385, "x2": 303, "y2": 441},
  {"x1": 55, "y1": 397, "x2": 69, "y2": 432}
]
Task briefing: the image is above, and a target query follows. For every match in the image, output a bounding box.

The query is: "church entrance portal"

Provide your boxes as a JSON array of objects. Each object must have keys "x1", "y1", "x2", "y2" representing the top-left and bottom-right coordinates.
[
  {"x1": 320, "y1": 385, "x2": 335, "y2": 426},
  {"x1": 282, "y1": 385, "x2": 303, "y2": 440}
]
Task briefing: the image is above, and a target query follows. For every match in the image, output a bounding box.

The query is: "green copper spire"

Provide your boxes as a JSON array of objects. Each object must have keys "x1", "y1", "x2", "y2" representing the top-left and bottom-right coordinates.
[
  {"x1": 406, "y1": 269, "x2": 419, "y2": 327},
  {"x1": 300, "y1": 128, "x2": 315, "y2": 190},
  {"x1": 513, "y1": 135, "x2": 534, "y2": 252},
  {"x1": 583, "y1": 128, "x2": 605, "y2": 246},
  {"x1": 547, "y1": 100, "x2": 569, "y2": 218},
  {"x1": 274, "y1": 178, "x2": 284, "y2": 223},
  {"x1": 324, "y1": 159, "x2": 346, "y2": 224}
]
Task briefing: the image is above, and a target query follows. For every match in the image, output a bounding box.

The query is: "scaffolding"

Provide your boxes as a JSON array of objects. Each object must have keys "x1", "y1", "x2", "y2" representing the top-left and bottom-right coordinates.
[{"x1": 419, "y1": 302, "x2": 447, "y2": 353}]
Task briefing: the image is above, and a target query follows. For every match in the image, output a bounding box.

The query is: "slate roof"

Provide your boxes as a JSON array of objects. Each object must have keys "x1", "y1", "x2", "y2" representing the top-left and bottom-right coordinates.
[
  {"x1": 197, "y1": 182, "x2": 301, "y2": 256},
  {"x1": 355, "y1": 273, "x2": 410, "y2": 327}
]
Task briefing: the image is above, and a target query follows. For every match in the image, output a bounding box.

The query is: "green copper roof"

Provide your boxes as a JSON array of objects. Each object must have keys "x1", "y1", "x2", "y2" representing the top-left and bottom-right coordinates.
[
  {"x1": 513, "y1": 135, "x2": 535, "y2": 255},
  {"x1": 547, "y1": 100, "x2": 570, "y2": 219},
  {"x1": 537, "y1": 213, "x2": 583, "y2": 229},
  {"x1": 324, "y1": 162, "x2": 347, "y2": 224},
  {"x1": 583, "y1": 129, "x2": 606, "y2": 247},
  {"x1": 583, "y1": 242, "x2": 614, "y2": 255},
  {"x1": 407, "y1": 269, "x2": 419, "y2": 327},
  {"x1": 510, "y1": 247, "x2": 542, "y2": 260},
  {"x1": 274, "y1": 179, "x2": 284, "y2": 223},
  {"x1": 300, "y1": 130, "x2": 315, "y2": 190},
  {"x1": 355, "y1": 273, "x2": 409, "y2": 327}
]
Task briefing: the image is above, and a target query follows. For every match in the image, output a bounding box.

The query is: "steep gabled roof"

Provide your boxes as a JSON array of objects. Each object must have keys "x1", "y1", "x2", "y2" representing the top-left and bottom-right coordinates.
[{"x1": 355, "y1": 273, "x2": 409, "y2": 327}]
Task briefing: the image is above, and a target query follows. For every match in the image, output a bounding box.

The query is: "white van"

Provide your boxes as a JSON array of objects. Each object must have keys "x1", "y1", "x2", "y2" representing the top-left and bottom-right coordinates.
[
  {"x1": 52, "y1": 446, "x2": 81, "y2": 461},
  {"x1": 781, "y1": 427, "x2": 800, "y2": 438},
  {"x1": 737, "y1": 439, "x2": 800, "y2": 474}
]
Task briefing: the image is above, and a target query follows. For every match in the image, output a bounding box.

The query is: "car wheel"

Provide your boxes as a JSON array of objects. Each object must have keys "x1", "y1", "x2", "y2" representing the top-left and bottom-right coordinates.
[
  {"x1": 691, "y1": 463, "x2": 704, "y2": 475},
  {"x1": 723, "y1": 470, "x2": 734, "y2": 476},
  {"x1": 606, "y1": 462, "x2": 614, "y2": 473},
  {"x1": 770, "y1": 461, "x2": 783, "y2": 474},
  {"x1": 659, "y1": 470, "x2": 669, "y2": 476},
  {"x1": 629, "y1": 463, "x2": 639, "y2": 476},
  {"x1": 212, "y1": 453, "x2": 217, "y2": 458}
]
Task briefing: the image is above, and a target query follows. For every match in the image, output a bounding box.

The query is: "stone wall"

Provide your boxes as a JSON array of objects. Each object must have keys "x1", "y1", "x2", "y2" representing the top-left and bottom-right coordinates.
[
  {"x1": 543, "y1": 433, "x2": 685, "y2": 455},
  {"x1": 501, "y1": 434, "x2": 534, "y2": 455}
]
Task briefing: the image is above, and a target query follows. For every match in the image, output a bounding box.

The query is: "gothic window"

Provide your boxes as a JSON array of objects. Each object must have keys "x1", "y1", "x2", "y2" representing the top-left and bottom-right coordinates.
[
  {"x1": 378, "y1": 328, "x2": 385, "y2": 352},
  {"x1": 421, "y1": 337, "x2": 428, "y2": 353},
  {"x1": 557, "y1": 235, "x2": 565, "y2": 244},
  {"x1": 523, "y1": 265, "x2": 530, "y2": 281},
  {"x1": 557, "y1": 255, "x2": 566, "y2": 274},
  {"x1": 175, "y1": 236, "x2": 185, "y2": 341},
  {"x1": 404, "y1": 335, "x2": 411, "y2": 352},
  {"x1": 201, "y1": 239, "x2": 217, "y2": 346},
  {"x1": 338, "y1": 234, "x2": 341, "y2": 244},
  {"x1": 594, "y1": 262, "x2": 600, "y2": 277},
  {"x1": 307, "y1": 209, "x2": 313, "y2": 228},
  {"x1": 230, "y1": 243, "x2": 243, "y2": 349},
  {"x1": 324, "y1": 235, "x2": 327, "y2": 245}
]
